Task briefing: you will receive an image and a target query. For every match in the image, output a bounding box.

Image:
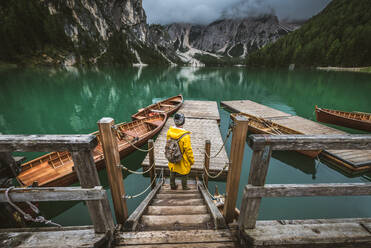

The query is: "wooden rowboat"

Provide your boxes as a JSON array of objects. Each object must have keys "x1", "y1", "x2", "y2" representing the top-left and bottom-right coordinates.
[
  {"x1": 232, "y1": 113, "x2": 321, "y2": 158},
  {"x1": 315, "y1": 106, "x2": 371, "y2": 132},
  {"x1": 132, "y1": 95, "x2": 183, "y2": 120},
  {"x1": 17, "y1": 113, "x2": 167, "y2": 187}
]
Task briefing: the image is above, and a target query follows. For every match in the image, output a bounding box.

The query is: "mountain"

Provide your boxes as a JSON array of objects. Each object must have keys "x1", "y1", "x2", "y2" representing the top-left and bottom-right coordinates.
[
  {"x1": 154, "y1": 15, "x2": 299, "y2": 66},
  {"x1": 246, "y1": 0, "x2": 371, "y2": 68},
  {"x1": 0, "y1": 0, "x2": 172, "y2": 66}
]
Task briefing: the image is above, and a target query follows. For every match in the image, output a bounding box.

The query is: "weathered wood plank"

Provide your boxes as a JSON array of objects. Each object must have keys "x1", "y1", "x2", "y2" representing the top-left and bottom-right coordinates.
[
  {"x1": 124, "y1": 179, "x2": 163, "y2": 231},
  {"x1": 97, "y1": 117, "x2": 128, "y2": 224},
  {"x1": 248, "y1": 134, "x2": 371, "y2": 151},
  {"x1": 147, "y1": 205, "x2": 208, "y2": 215},
  {"x1": 243, "y1": 223, "x2": 371, "y2": 248},
  {"x1": 141, "y1": 214, "x2": 211, "y2": 227},
  {"x1": 0, "y1": 186, "x2": 105, "y2": 202},
  {"x1": 204, "y1": 140, "x2": 211, "y2": 187},
  {"x1": 255, "y1": 218, "x2": 371, "y2": 226},
  {"x1": 151, "y1": 198, "x2": 204, "y2": 206},
  {"x1": 0, "y1": 135, "x2": 97, "y2": 152},
  {"x1": 178, "y1": 100, "x2": 220, "y2": 121},
  {"x1": 116, "y1": 229, "x2": 236, "y2": 245},
  {"x1": 239, "y1": 146, "x2": 272, "y2": 230},
  {"x1": 198, "y1": 181, "x2": 226, "y2": 229},
  {"x1": 156, "y1": 193, "x2": 201, "y2": 199},
  {"x1": 244, "y1": 183, "x2": 371, "y2": 198},
  {"x1": 115, "y1": 242, "x2": 237, "y2": 248},
  {"x1": 223, "y1": 114, "x2": 249, "y2": 223},
  {"x1": 148, "y1": 139, "x2": 156, "y2": 190}
]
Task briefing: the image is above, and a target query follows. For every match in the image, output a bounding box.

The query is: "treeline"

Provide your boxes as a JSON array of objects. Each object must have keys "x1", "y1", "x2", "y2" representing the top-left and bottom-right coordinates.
[{"x1": 246, "y1": 0, "x2": 371, "y2": 68}]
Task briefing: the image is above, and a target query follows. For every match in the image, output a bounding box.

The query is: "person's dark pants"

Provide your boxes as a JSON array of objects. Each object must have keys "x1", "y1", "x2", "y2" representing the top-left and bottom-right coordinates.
[{"x1": 170, "y1": 171, "x2": 188, "y2": 189}]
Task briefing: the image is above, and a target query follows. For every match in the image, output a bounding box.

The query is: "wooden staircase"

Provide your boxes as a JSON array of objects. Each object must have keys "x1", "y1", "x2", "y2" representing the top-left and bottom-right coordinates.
[{"x1": 116, "y1": 179, "x2": 239, "y2": 247}]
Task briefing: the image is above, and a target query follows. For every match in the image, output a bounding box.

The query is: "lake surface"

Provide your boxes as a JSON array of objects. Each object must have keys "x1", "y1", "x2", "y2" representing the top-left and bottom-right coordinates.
[{"x1": 1, "y1": 66, "x2": 370, "y2": 226}]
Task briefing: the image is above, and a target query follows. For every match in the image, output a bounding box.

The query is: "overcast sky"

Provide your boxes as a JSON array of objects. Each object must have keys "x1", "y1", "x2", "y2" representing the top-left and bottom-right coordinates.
[{"x1": 143, "y1": 0, "x2": 332, "y2": 24}]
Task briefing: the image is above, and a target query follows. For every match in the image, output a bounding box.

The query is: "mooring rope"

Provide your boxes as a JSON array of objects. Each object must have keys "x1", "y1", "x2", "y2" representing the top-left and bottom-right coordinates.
[
  {"x1": 112, "y1": 125, "x2": 154, "y2": 153},
  {"x1": 201, "y1": 174, "x2": 216, "y2": 200},
  {"x1": 203, "y1": 162, "x2": 229, "y2": 179},
  {"x1": 198, "y1": 127, "x2": 232, "y2": 159},
  {"x1": 123, "y1": 170, "x2": 163, "y2": 199},
  {"x1": 5, "y1": 187, "x2": 61, "y2": 227},
  {"x1": 117, "y1": 162, "x2": 156, "y2": 175}
]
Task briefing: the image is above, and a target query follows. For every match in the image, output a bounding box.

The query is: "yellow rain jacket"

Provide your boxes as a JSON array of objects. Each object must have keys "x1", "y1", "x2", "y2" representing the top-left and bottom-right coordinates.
[{"x1": 166, "y1": 126, "x2": 194, "y2": 175}]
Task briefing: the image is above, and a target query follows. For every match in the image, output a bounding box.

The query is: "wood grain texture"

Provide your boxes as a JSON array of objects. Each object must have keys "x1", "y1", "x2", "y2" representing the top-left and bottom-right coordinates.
[
  {"x1": 148, "y1": 139, "x2": 156, "y2": 190},
  {"x1": 0, "y1": 135, "x2": 97, "y2": 152},
  {"x1": 244, "y1": 183, "x2": 371, "y2": 197},
  {"x1": 0, "y1": 186, "x2": 105, "y2": 202},
  {"x1": 178, "y1": 100, "x2": 220, "y2": 121}
]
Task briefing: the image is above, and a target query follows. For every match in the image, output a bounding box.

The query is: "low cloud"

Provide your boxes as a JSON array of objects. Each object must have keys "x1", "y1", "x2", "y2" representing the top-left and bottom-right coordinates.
[{"x1": 143, "y1": 0, "x2": 332, "y2": 24}]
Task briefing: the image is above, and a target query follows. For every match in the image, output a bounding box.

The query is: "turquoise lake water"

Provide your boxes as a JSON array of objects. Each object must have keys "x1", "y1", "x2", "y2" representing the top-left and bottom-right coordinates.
[{"x1": 0, "y1": 66, "x2": 370, "y2": 225}]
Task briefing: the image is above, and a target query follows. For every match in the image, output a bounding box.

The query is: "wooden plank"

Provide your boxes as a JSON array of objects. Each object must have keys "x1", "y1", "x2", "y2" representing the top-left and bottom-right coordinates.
[
  {"x1": 151, "y1": 198, "x2": 204, "y2": 206},
  {"x1": 116, "y1": 229, "x2": 235, "y2": 245},
  {"x1": 115, "y1": 242, "x2": 237, "y2": 248},
  {"x1": 156, "y1": 193, "x2": 201, "y2": 199},
  {"x1": 243, "y1": 223, "x2": 371, "y2": 247},
  {"x1": 0, "y1": 135, "x2": 97, "y2": 152},
  {"x1": 221, "y1": 100, "x2": 292, "y2": 119},
  {"x1": 178, "y1": 100, "x2": 220, "y2": 121},
  {"x1": 0, "y1": 186, "x2": 105, "y2": 202},
  {"x1": 223, "y1": 114, "x2": 249, "y2": 223},
  {"x1": 198, "y1": 181, "x2": 227, "y2": 229},
  {"x1": 204, "y1": 140, "x2": 211, "y2": 187},
  {"x1": 124, "y1": 179, "x2": 163, "y2": 231},
  {"x1": 141, "y1": 214, "x2": 211, "y2": 227},
  {"x1": 148, "y1": 139, "x2": 156, "y2": 190},
  {"x1": 97, "y1": 117, "x2": 128, "y2": 224},
  {"x1": 0, "y1": 228, "x2": 108, "y2": 248},
  {"x1": 239, "y1": 146, "x2": 272, "y2": 230},
  {"x1": 71, "y1": 150, "x2": 114, "y2": 233},
  {"x1": 248, "y1": 134, "x2": 371, "y2": 151},
  {"x1": 147, "y1": 205, "x2": 208, "y2": 215},
  {"x1": 256, "y1": 218, "x2": 371, "y2": 226},
  {"x1": 244, "y1": 183, "x2": 371, "y2": 198}
]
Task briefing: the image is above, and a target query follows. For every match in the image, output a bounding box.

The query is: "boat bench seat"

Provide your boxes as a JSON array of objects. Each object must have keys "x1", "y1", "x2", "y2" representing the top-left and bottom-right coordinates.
[
  {"x1": 121, "y1": 129, "x2": 138, "y2": 138},
  {"x1": 145, "y1": 120, "x2": 163, "y2": 127},
  {"x1": 160, "y1": 104, "x2": 174, "y2": 107}
]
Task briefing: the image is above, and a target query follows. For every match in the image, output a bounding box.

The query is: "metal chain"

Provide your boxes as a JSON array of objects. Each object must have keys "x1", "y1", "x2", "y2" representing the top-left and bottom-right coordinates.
[
  {"x1": 117, "y1": 162, "x2": 155, "y2": 175},
  {"x1": 5, "y1": 187, "x2": 61, "y2": 227},
  {"x1": 123, "y1": 172, "x2": 160, "y2": 199},
  {"x1": 204, "y1": 162, "x2": 229, "y2": 179},
  {"x1": 112, "y1": 125, "x2": 154, "y2": 152}
]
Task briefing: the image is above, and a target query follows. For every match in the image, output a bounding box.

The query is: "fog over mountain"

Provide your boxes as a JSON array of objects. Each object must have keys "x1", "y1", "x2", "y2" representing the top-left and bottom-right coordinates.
[{"x1": 143, "y1": 0, "x2": 332, "y2": 24}]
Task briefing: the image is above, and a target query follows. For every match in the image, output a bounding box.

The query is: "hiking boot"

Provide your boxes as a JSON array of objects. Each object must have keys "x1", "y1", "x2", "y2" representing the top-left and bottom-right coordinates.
[{"x1": 171, "y1": 184, "x2": 178, "y2": 190}]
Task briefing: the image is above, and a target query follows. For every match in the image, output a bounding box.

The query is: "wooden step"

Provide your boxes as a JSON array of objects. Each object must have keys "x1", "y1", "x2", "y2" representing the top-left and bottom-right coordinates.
[
  {"x1": 151, "y1": 198, "x2": 204, "y2": 206},
  {"x1": 116, "y1": 229, "x2": 237, "y2": 246},
  {"x1": 156, "y1": 193, "x2": 201, "y2": 199},
  {"x1": 162, "y1": 184, "x2": 197, "y2": 190},
  {"x1": 115, "y1": 242, "x2": 236, "y2": 247},
  {"x1": 147, "y1": 206, "x2": 208, "y2": 215},
  {"x1": 141, "y1": 214, "x2": 211, "y2": 229},
  {"x1": 159, "y1": 188, "x2": 199, "y2": 194}
]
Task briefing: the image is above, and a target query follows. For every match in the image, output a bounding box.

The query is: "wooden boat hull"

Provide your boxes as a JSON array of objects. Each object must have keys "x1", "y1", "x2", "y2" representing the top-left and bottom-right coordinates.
[
  {"x1": 315, "y1": 106, "x2": 371, "y2": 132},
  {"x1": 233, "y1": 113, "x2": 321, "y2": 158},
  {"x1": 132, "y1": 95, "x2": 183, "y2": 120},
  {"x1": 17, "y1": 113, "x2": 167, "y2": 187}
]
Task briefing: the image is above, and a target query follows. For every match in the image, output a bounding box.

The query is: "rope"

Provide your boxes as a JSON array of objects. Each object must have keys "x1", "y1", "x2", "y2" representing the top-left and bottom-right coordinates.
[
  {"x1": 199, "y1": 127, "x2": 232, "y2": 159},
  {"x1": 201, "y1": 174, "x2": 216, "y2": 200},
  {"x1": 204, "y1": 162, "x2": 229, "y2": 179},
  {"x1": 123, "y1": 172, "x2": 160, "y2": 199},
  {"x1": 117, "y1": 162, "x2": 155, "y2": 175},
  {"x1": 112, "y1": 125, "x2": 154, "y2": 152},
  {"x1": 5, "y1": 187, "x2": 61, "y2": 227}
]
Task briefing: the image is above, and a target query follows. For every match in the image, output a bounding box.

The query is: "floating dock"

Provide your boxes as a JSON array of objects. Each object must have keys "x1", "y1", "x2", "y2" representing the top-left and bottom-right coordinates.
[
  {"x1": 221, "y1": 100, "x2": 371, "y2": 174},
  {"x1": 142, "y1": 100, "x2": 229, "y2": 178}
]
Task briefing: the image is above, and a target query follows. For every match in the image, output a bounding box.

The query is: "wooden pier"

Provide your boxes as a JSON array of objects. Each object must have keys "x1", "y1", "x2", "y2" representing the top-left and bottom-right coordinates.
[
  {"x1": 142, "y1": 100, "x2": 229, "y2": 178},
  {"x1": 221, "y1": 100, "x2": 371, "y2": 174}
]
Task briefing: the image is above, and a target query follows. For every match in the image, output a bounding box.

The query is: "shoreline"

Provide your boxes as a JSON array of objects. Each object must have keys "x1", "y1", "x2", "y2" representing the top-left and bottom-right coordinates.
[{"x1": 317, "y1": 66, "x2": 371, "y2": 73}]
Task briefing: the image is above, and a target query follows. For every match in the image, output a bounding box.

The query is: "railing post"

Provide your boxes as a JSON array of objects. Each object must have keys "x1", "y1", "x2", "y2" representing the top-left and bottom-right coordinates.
[
  {"x1": 148, "y1": 139, "x2": 156, "y2": 190},
  {"x1": 97, "y1": 118, "x2": 128, "y2": 224},
  {"x1": 223, "y1": 114, "x2": 249, "y2": 223},
  {"x1": 204, "y1": 140, "x2": 211, "y2": 187},
  {"x1": 238, "y1": 145, "x2": 272, "y2": 230},
  {"x1": 71, "y1": 149, "x2": 114, "y2": 233}
]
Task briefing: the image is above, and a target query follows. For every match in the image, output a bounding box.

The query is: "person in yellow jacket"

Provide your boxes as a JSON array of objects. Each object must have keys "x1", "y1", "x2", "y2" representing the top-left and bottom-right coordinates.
[{"x1": 167, "y1": 113, "x2": 194, "y2": 190}]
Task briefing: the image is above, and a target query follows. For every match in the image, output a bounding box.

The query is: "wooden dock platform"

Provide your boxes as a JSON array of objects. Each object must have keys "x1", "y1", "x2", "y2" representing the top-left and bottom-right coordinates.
[
  {"x1": 142, "y1": 100, "x2": 229, "y2": 178},
  {"x1": 221, "y1": 100, "x2": 371, "y2": 174}
]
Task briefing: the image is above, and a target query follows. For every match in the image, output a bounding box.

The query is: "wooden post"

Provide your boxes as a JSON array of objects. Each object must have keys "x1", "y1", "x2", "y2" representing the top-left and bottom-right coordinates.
[
  {"x1": 238, "y1": 145, "x2": 272, "y2": 230},
  {"x1": 71, "y1": 149, "x2": 114, "y2": 233},
  {"x1": 204, "y1": 140, "x2": 211, "y2": 187},
  {"x1": 97, "y1": 118, "x2": 128, "y2": 224},
  {"x1": 223, "y1": 114, "x2": 249, "y2": 223},
  {"x1": 148, "y1": 139, "x2": 156, "y2": 190}
]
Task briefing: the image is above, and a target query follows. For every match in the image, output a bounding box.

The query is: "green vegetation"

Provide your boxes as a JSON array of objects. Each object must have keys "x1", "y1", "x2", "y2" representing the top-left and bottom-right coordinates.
[
  {"x1": 360, "y1": 67, "x2": 371, "y2": 73},
  {"x1": 246, "y1": 0, "x2": 371, "y2": 68}
]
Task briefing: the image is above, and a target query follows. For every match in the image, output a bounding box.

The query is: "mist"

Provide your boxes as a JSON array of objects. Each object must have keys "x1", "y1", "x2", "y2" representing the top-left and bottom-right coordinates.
[{"x1": 143, "y1": 0, "x2": 332, "y2": 24}]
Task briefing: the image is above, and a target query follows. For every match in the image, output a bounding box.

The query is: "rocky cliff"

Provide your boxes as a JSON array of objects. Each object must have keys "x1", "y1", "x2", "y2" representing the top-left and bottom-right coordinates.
[{"x1": 0, "y1": 0, "x2": 170, "y2": 66}]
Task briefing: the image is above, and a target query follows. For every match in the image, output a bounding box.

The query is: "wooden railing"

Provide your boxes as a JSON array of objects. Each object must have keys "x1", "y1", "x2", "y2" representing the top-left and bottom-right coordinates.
[
  {"x1": 238, "y1": 134, "x2": 371, "y2": 230},
  {"x1": 0, "y1": 135, "x2": 114, "y2": 233}
]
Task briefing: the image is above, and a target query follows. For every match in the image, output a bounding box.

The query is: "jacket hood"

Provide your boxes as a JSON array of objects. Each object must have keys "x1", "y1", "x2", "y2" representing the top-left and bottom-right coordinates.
[{"x1": 167, "y1": 126, "x2": 191, "y2": 139}]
